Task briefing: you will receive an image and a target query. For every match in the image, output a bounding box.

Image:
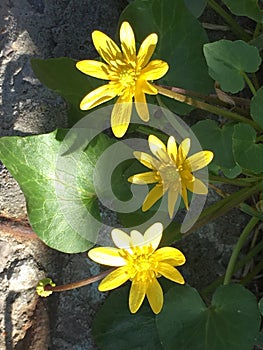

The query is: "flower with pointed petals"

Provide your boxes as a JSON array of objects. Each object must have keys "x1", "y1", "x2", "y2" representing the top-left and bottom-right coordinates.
[
  {"x1": 88, "y1": 222, "x2": 185, "y2": 314},
  {"x1": 76, "y1": 21, "x2": 169, "y2": 138},
  {"x1": 128, "y1": 135, "x2": 213, "y2": 218}
]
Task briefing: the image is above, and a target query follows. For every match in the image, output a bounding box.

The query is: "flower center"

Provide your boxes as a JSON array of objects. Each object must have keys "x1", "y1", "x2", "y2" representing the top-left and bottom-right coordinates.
[{"x1": 158, "y1": 164, "x2": 180, "y2": 186}]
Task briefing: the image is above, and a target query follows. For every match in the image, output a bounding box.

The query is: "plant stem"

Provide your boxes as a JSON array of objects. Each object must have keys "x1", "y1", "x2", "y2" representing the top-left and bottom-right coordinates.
[
  {"x1": 209, "y1": 174, "x2": 255, "y2": 187},
  {"x1": 155, "y1": 84, "x2": 261, "y2": 130},
  {"x1": 253, "y1": 22, "x2": 262, "y2": 39},
  {"x1": 223, "y1": 216, "x2": 259, "y2": 285},
  {"x1": 241, "y1": 72, "x2": 257, "y2": 95},
  {"x1": 240, "y1": 259, "x2": 263, "y2": 285},
  {"x1": 207, "y1": 0, "x2": 251, "y2": 41},
  {"x1": 44, "y1": 268, "x2": 115, "y2": 292}
]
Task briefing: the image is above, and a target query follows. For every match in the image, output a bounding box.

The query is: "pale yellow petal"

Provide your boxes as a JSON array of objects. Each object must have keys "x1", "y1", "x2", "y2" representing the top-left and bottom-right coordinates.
[
  {"x1": 144, "y1": 222, "x2": 163, "y2": 250},
  {"x1": 129, "y1": 280, "x2": 147, "y2": 313},
  {"x1": 134, "y1": 83, "x2": 149, "y2": 122},
  {"x1": 167, "y1": 136, "x2": 178, "y2": 162},
  {"x1": 88, "y1": 247, "x2": 126, "y2": 266},
  {"x1": 157, "y1": 262, "x2": 185, "y2": 284},
  {"x1": 167, "y1": 188, "x2": 179, "y2": 219},
  {"x1": 140, "y1": 60, "x2": 169, "y2": 81},
  {"x1": 80, "y1": 84, "x2": 116, "y2": 110},
  {"x1": 181, "y1": 184, "x2": 189, "y2": 210},
  {"x1": 142, "y1": 81, "x2": 158, "y2": 95},
  {"x1": 111, "y1": 228, "x2": 131, "y2": 249},
  {"x1": 148, "y1": 135, "x2": 167, "y2": 159},
  {"x1": 128, "y1": 171, "x2": 158, "y2": 184},
  {"x1": 111, "y1": 95, "x2": 132, "y2": 138},
  {"x1": 153, "y1": 247, "x2": 186, "y2": 266},
  {"x1": 130, "y1": 230, "x2": 145, "y2": 246},
  {"x1": 76, "y1": 60, "x2": 109, "y2": 80},
  {"x1": 92, "y1": 30, "x2": 122, "y2": 64},
  {"x1": 98, "y1": 266, "x2": 130, "y2": 291},
  {"x1": 178, "y1": 138, "x2": 191, "y2": 164},
  {"x1": 186, "y1": 178, "x2": 208, "y2": 195},
  {"x1": 142, "y1": 185, "x2": 165, "y2": 211},
  {"x1": 146, "y1": 278, "x2": 163, "y2": 314},
  {"x1": 137, "y1": 33, "x2": 158, "y2": 68},
  {"x1": 133, "y1": 151, "x2": 161, "y2": 170},
  {"x1": 185, "y1": 151, "x2": 214, "y2": 172},
  {"x1": 120, "y1": 21, "x2": 136, "y2": 61}
]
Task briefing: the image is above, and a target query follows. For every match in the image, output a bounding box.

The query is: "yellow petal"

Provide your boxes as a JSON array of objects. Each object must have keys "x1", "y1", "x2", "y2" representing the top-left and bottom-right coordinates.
[
  {"x1": 157, "y1": 262, "x2": 185, "y2": 284},
  {"x1": 80, "y1": 84, "x2": 116, "y2": 110},
  {"x1": 134, "y1": 83, "x2": 149, "y2": 122},
  {"x1": 76, "y1": 60, "x2": 109, "y2": 80},
  {"x1": 129, "y1": 280, "x2": 147, "y2": 313},
  {"x1": 148, "y1": 135, "x2": 167, "y2": 160},
  {"x1": 146, "y1": 278, "x2": 163, "y2": 314},
  {"x1": 142, "y1": 81, "x2": 158, "y2": 95},
  {"x1": 120, "y1": 22, "x2": 136, "y2": 61},
  {"x1": 128, "y1": 171, "x2": 158, "y2": 184},
  {"x1": 142, "y1": 185, "x2": 165, "y2": 211},
  {"x1": 185, "y1": 151, "x2": 214, "y2": 172},
  {"x1": 167, "y1": 188, "x2": 179, "y2": 219},
  {"x1": 178, "y1": 138, "x2": 191, "y2": 165},
  {"x1": 130, "y1": 230, "x2": 145, "y2": 246},
  {"x1": 153, "y1": 247, "x2": 186, "y2": 266},
  {"x1": 111, "y1": 228, "x2": 131, "y2": 249},
  {"x1": 167, "y1": 136, "x2": 178, "y2": 163},
  {"x1": 111, "y1": 95, "x2": 132, "y2": 138},
  {"x1": 137, "y1": 33, "x2": 158, "y2": 68},
  {"x1": 186, "y1": 178, "x2": 208, "y2": 195},
  {"x1": 140, "y1": 60, "x2": 169, "y2": 81},
  {"x1": 92, "y1": 30, "x2": 122, "y2": 64},
  {"x1": 88, "y1": 247, "x2": 126, "y2": 266},
  {"x1": 133, "y1": 151, "x2": 160, "y2": 170},
  {"x1": 181, "y1": 184, "x2": 189, "y2": 210},
  {"x1": 144, "y1": 222, "x2": 163, "y2": 250},
  {"x1": 98, "y1": 266, "x2": 130, "y2": 291}
]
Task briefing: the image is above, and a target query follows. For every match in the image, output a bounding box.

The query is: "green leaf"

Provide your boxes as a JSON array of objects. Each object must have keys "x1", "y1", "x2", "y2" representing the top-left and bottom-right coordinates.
[
  {"x1": 251, "y1": 86, "x2": 263, "y2": 129},
  {"x1": 0, "y1": 130, "x2": 114, "y2": 253},
  {"x1": 31, "y1": 57, "x2": 102, "y2": 126},
  {"x1": 156, "y1": 284, "x2": 261, "y2": 350},
  {"x1": 203, "y1": 40, "x2": 261, "y2": 93},
  {"x1": 120, "y1": 0, "x2": 213, "y2": 114},
  {"x1": 184, "y1": 0, "x2": 207, "y2": 17},
  {"x1": 191, "y1": 120, "x2": 242, "y2": 178},
  {"x1": 222, "y1": 0, "x2": 263, "y2": 23},
  {"x1": 259, "y1": 297, "x2": 263, "y2": 316},
  {"x1": 92, "y1": 286, "x2": 162, "y2": 350},
  {"x1": 233, "y1": 123, "x2": 263, "y2": 173}
]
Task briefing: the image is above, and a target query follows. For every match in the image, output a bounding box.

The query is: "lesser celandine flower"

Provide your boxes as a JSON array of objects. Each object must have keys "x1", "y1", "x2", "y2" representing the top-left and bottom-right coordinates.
[
  {"x1": 128, "y1": 135, "x2": 213, "y2": 218},
  {"x1": 76, "y1": 22, "x2": 169, "y2": 138},
  {"x1": 88, "y1": 222, "x2": 185, "y2": 314}
]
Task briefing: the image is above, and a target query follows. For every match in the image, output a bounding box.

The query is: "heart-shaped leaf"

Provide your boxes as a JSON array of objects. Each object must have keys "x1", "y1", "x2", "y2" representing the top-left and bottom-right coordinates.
[
  {"x1": 192, "y1": 120, "x2": 242, "y2": 178},
  {"x1": 222, "y1": 0, "x2": 263, "y2": 23},
  {"x1": 92, "y1": 286, "x2": 162, "y2": 350},
  {"x1": 251, "y1": 86, "x2": 263, "y2": 129},
  {"x1": 203, "y1": 40, "x2": 261, "y2": 93},
  {"x1": 184, "y1": 0, "x2": 207, "y2": 17},
  {"x1": 120, "y1": 0, "x2": 213, "y2": 114},
  {"x1": 0, "y1": 130, "x2": 113, "y2": 253},
  {"x1": 31, "y1": 58, "x2": 101, "y2": 126},
  {"x1": 156, "y1": 284, "x2": 261, "y2": 350},
  {"x1": 233, "y1": 123, "x2": 263, "y2": 173}
]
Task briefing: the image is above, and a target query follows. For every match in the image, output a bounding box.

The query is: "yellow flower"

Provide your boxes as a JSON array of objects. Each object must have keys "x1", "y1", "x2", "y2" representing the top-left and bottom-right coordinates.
[
  {"x1": 36, "y1": 278, "x2": 56, "y2": 297},
  {"x1": 88, "y1": 222, "x2": 185, "y2": 314},
  {"x1": 128, "y1": 135, "x2": 213, "y2": 218},
  {"x1": 76, "y1": 21, "x2": 169, "y2": 138}
]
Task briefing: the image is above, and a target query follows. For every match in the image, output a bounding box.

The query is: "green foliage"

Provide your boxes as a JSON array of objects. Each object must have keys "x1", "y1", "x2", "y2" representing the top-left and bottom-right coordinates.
[
  {"x1": 0, "y1": 130, "x2": 114, "y2": 253},
  {"x1": 192, "y1": 120, "x2": 242, "y2": 178},
  {"x1": 203, "y1": 40, "x2": 261, "y2": 93},
  {"x1": 251, "y1": 86, "x2": 263, "y2": 129},
  {"x1": 233, "y1": 123, "x2": 263, "y2": 173},
  {"x1": 222, "y1": 0, "x2": 263, "y2": 23},
  {"x1": 184, "y1": 0, "x2": 207, "y2": 17},
  {"x1": 93, "y1": 284, "x2": 261, "y2": 350}
]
